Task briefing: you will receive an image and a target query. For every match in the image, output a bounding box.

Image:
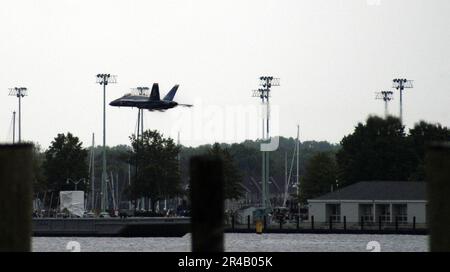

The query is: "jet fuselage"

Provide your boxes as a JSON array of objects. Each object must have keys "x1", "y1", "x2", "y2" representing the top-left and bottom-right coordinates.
[
  {"x1": 109, "y1": 83, "x2": 190, "y2": 112},
  {"x1": 109, "y1": 96, "x2": 178, "y2": 111}
]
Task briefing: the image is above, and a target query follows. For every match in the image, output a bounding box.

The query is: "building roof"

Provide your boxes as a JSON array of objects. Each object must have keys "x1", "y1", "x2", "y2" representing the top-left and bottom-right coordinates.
[{"x1": 310, "y1": 181, "x2": 426, "y2": 201}]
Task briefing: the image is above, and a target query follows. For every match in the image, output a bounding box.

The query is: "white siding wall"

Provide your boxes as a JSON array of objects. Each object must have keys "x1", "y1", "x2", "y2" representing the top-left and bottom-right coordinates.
[
  {"x1": 309, "y1": 201, "x2": 427, "y2": 223},
  {"x1": 309, "y1": 203, "x2": 326, "y2": 222},
  {"x1": 407, "y1": 202, "x2": 426, "y2": 224},
  {"x1": 341, "y1": 202, "x2": 359, "y2": 223}
]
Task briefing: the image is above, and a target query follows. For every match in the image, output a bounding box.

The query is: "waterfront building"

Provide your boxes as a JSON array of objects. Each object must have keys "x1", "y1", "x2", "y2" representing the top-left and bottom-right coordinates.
[{"x1": 307, "y1": 181, "x2": 426, "y2": 224}]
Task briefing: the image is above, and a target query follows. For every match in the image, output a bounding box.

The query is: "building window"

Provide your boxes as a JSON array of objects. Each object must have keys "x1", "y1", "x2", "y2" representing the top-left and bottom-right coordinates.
[
  {"x1": 359, "y1": 204, "x2": 374, "y2": 222},
  {"x1": 326, "y1": 204, "x2": 341, "y2": 223},
  {"x1": 393, "y1": 204, "x2": 408, "y2": 223},
  {"x1": 376, "y1": 204, "x2": 391, "y2": 222}
]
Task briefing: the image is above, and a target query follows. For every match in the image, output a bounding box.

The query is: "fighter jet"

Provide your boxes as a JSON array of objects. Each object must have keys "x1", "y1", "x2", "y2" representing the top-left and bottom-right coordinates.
[{"x1": 109, "y1": 83, "x2": 192, "y2": 111}]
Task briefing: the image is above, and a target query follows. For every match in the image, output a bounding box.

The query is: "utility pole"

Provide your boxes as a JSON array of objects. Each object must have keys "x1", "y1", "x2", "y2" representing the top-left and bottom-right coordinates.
[
  {"x1": 9, "y1": 87, "x2": 28, "y2": 143},
  {"x1": 96, "y1": 74, "x2": 117, "y2": 213},
  {"x1": 393, "y1": 79, "x2": 413, "y2": 124},
  {"x1": 376, "y1": 91, "x2": 394, "y2": 118},
  {"x1": 252, "y1": 76, "x2": 280, "y2": 212}
]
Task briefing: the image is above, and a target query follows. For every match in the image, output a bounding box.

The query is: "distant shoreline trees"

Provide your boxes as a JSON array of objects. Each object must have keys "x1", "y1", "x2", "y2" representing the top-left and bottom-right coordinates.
[
  {"x1": 42, "y1": 133, "x2": 88, "y2": 202},
  {"x1": 127, "y1": 130, "x2": 182, "y2": 212},
  {"x1": 33, "y1": 116, "x2": 449, "y2": 209},
  {"x1": 336, "y1": 116, "x2": 450, "y2": 187}
]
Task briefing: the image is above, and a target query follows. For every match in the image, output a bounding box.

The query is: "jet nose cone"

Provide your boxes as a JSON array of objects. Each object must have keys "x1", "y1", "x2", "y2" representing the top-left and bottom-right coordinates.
[{"x1": 109, "y1": 99, "x2": 119, "y2": 106}]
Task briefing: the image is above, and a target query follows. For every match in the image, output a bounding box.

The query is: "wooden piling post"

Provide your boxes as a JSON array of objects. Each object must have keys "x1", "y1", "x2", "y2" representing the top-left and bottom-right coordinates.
[
  {"x1": 0, "y1": 144, "x2": 33, "y2": 252},
  {"x1": 231, "y1": 214, "x2": 235, "y2": 231},
  {"x1": 426, "y1": 142, "x2": 450, "y2": 252},
  {"x1": 247, "y1": 215, "x2": 251, "y2": 230},
  {"x1": 190, "y1": 155, "x2": 224, "y2": 252},
  {"x1": 343, "y1": 216, "x2": 347, "y2": 231},
  {"x1": 311, "y1": 216, "x2": 314, "y2": 230}
]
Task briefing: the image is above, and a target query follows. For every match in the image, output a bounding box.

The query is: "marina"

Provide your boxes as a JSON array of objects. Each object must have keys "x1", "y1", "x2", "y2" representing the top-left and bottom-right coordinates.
[{"x1": 1, "y1": 1, "x2": 449, "y2": 255}]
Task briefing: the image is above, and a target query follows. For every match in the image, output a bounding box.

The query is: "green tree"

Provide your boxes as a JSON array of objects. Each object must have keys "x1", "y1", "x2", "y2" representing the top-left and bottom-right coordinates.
[
  {"x1": 408, "y1": 121, "x2": 450, "y2": 180},
  {"x1": 43, "y1": 133, "x2": 88, "y2": 195},
  {"x1": 336, "y1": 116, "x2": 415, "y2": 186},
  {"x1": 129, "y1": 130, "x2": 181, "y2": 211},
  {"x1": 300, "y1": 152, "x2": 337, "y2": 202},
  {"x1": 208, "y1": 143, "x2": 244, "y2": 200}
]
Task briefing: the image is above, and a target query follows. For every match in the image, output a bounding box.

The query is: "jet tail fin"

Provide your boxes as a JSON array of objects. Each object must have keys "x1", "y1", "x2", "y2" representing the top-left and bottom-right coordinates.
[
  {"x1": 149, "y1": 83, "x2": 160, "y2": 101},
  {"x1": 163, "y1": 85, "x2": 179, "y2": 101}
]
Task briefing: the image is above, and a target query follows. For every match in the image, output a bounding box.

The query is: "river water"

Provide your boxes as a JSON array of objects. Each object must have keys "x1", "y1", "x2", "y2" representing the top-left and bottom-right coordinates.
[{"x1": 33, "y1": 234, "x2": 428, "y2": 252}]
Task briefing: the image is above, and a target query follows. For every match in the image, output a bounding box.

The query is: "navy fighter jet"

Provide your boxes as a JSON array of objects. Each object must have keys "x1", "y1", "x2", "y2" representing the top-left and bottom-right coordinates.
[{"x1": 109, "y1": 83, "x2": 192, "y2": 111}]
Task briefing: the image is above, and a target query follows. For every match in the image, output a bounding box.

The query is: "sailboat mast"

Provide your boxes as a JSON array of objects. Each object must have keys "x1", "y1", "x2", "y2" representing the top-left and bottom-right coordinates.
[
  {"x1": 12, "y1": 111, "x2": 16, "y2": 144},
  {"x1": 296, "y1": 125, "x2": 300, "y2": 212},
  {"x1": 128, "y1": 164, "x2": 131, "y2": 210},
  {"x1": 284, "y1": 152, "x2": 288, "y2": 206},
  {"x1": 91, "y1": 133, "x2": 95, "y2": 211}
]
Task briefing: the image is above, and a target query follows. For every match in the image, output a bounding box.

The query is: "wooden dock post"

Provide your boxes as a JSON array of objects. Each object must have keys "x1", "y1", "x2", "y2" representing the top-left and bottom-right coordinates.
[
  {"x1": 0, "y1": 144, "x2": 33, "y2": 252},
  {"x1": 231, "y1": 214, "x2": 235, "y2": 231},
  {"x1": 190, "y1": 155, "x2": 224, "y2": 252},
  {"x1": 343, "y1": 216, "x2": 347, "y2": 231},
  {"x1": 426, "y1": 142, "x2": 450, "y2": 252}
]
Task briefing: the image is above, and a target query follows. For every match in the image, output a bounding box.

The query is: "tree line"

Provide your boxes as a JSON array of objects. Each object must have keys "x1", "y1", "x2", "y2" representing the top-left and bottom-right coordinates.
[
  {"x1": 301, "y1": 116, "x2": 450, "y2": 202},
  {"x1": 31, "y1": 115, "x2": 449, "y2": 210}
]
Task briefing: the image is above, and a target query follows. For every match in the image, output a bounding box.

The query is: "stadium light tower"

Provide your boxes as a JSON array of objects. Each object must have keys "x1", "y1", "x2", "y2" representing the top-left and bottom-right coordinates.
[
  {"x1": 393, "y1": 79, "x2": 413, "y2": 124},
  {"x1": 9, "y1": 87, "x2": 28, "y2": 143},
  {"x1": 375, "y1": 91, "x2": 394, "y2": 118},
  {"x1": 131, "y1": 86, "x2": 150, "y2": 138},
  {"x1": 96, "y1": 74, "x2": 117, "y2": 213},
  {"x1": 252, "y1": 76, "x2": 280, "y2": 211}
]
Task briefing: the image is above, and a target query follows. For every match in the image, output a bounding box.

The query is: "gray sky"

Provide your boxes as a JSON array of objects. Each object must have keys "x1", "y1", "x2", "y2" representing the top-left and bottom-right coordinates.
[{"x1": 1, "y1": 0, "x2": 449, "y2": 149}]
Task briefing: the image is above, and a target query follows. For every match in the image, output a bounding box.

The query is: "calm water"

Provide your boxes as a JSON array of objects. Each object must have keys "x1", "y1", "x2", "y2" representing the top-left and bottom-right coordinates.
[{"x1": 33, "y1": 234, "x2": 428, "y2": 252}]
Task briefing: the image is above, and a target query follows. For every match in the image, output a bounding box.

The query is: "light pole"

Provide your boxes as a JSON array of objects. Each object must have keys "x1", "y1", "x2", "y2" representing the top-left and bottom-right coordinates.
[
  {"x1": 9, "y1": 87, "x2": 28, "y2": 142},
  {"x1": 96, "y1": 74, "x2": 117, "y2": 213},
  {"x1": 375, "y1": 91, "x2": 394, "y2": 118},
  {"x1": 66, "y1": 178, "x2": 86, "y2": 191},
  {"x1": 252, "y1": 76, "x2": 280, "y2": 212},
  {"x1": 393, "y1": 79, "x2": 413, "y2": 124},
  {"x1": 131, "y1": 86, "x2": 149, "y2": 139}
]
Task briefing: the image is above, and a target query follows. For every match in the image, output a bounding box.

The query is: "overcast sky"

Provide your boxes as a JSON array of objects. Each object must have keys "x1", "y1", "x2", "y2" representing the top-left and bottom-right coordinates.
[{"x1": 1, "y1": 0, "x2": 449, "y2": 149}]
